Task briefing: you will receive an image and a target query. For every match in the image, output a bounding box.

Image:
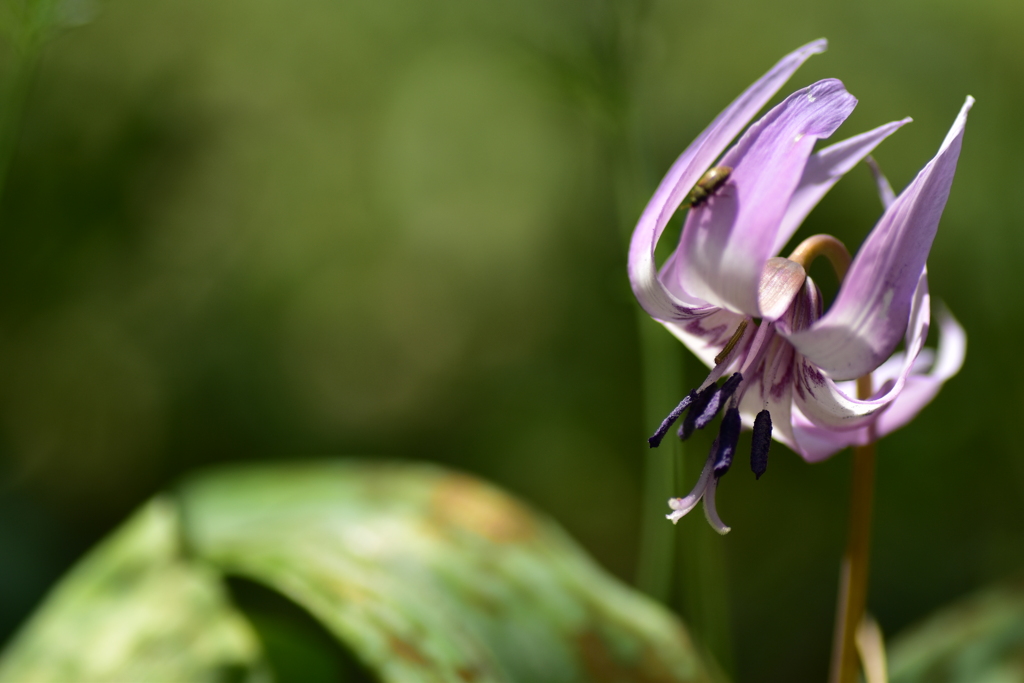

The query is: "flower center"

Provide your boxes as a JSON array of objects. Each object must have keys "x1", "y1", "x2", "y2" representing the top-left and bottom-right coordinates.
[{"x1": 654, "y1": 234, "x2": 856, "y2": 533}]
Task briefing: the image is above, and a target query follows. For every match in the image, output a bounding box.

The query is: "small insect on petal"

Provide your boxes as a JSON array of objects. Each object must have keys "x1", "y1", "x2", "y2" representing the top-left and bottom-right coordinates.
[{"x1": 685, "y1": 166, "x2": 733, "y2": 208}]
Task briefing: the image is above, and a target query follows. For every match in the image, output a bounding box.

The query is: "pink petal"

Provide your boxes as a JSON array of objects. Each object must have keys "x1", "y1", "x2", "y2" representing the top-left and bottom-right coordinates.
[
  {"x1": 627, "y1": 40, "x2": 827, "y2": 322},
  {"x1": 662, "y1": 309, "x2": 750, "y2": 369},
  {"x1": 784, "y1": 97, "x2": 973, "y2": 380},
  {"x1": 676, "y1": 79, "x2": 857, "y2": 316},
  {"x1": 791, "y1": 269, "x2": 930, "y2": 440},
  {"x1": 773, "y1": 119, "x2": 911, "y2": 255},
  {"x1": 738, "y1": 329, "x2": 797, "y2": 448},
  {"x1": 871, "y1": 304, "x2": 965, "y2": 439},
  {"x1": 790, "y1": 304, "x2": 964, "y2": 461}
]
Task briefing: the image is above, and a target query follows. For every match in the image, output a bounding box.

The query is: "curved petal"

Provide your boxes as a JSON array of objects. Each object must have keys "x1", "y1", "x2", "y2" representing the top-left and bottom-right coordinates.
[
  {"x1": 790, "y1": 305, "x2": 964, "y2": 461},
  {"x1": 789, "y1": 406, "x2": 860, "y2": 462},
  {"x1": 627, "y1": 39, "x2": 828, "y2": 322},
  {"x1": 676, "y1": 79, "x2": 857, "y2": 316},
  {"x1": 772, "y1": 118, "x2": 912, "y2": 254},
  {"x1": 872, "y1": 304, "x2": 965, "y2": 438},
  {"x1": 785, "y1": 96, "x2": 973, "y2": 380},
  {"x1": 792, "y1": 269, "x2": 930, "y2": 433}
]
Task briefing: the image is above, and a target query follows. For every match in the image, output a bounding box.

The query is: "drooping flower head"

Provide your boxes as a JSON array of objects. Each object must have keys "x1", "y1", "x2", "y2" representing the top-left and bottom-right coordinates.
[{"x1": 629, "y1": 39, "x2": 971, "y2": 533}]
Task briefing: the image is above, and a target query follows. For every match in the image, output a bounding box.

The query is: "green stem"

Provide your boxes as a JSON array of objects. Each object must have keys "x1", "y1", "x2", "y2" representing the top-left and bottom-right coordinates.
[
  {"x1": 829, "y1": 376, "x2": 877, "y2": 683},
  {"x1": 599, "y1": 0, "x2": 733, "y2": 666},
  {"x1": 0, "y1": 2, "x2": 55, "y2": 209}
]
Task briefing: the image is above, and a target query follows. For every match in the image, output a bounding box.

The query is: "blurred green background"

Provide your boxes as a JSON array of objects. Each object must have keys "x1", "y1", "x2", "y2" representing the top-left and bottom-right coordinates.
[{"x1": 0, "y1": 0, "x2": 1021, "y2": 680}]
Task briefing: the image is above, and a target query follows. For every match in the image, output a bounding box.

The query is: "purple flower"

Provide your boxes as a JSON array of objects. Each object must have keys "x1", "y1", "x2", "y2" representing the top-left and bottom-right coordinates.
[{"x1": 628, "y1": 39, "x2": 971, "y2": 533}]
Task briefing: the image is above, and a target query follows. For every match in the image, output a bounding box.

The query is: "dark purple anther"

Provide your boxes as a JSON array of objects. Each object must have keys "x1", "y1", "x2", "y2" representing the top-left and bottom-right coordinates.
[
  {"x1": 679, "y1": 384, "x2": 719, "y2": 441},
  {"x1": 713, "y1": 407, "x2": 741, "y2": 477},
  {"x1": 751, "y1": 409, "x2": 772, "y2": 479},
  {"x1": 694, "y1": 372, "x2": 743, "y2": 431},
  {"x1": 648, "y1": 390, "x2": 698, "y2": 448}
]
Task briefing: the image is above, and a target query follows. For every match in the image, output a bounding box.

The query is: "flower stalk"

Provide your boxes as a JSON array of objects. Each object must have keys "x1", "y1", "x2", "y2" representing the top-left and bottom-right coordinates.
[{"x1": 829, "y1": 375, "x2": 878, "y2": 683}]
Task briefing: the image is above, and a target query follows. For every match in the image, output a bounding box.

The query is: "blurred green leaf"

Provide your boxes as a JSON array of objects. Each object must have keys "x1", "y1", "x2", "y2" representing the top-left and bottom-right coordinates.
[
  {"x1": 2, "y1": 461, "x2": 713, "y2": 682},
  {"x1": 179, "y1": 460, "x2": 712, "y2": 683},
  {"x1": 0, "y1": 496, "x2": 266, "y2": 683},
  {"x1": 889, "y1": 581, "x2": 1024, "y2": 683}
]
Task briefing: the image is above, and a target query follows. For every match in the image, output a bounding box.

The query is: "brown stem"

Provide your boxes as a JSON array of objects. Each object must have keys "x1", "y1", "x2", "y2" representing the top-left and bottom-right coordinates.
[
  {"x1": 787, "y1": 234, "x2": 852, "y2": 282},
  {"x1": 828, "y1": 375, "x2": 877, "y2": 683}
]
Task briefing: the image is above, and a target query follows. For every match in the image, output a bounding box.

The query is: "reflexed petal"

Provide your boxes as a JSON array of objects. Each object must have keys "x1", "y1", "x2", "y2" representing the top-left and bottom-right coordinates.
[
  {"x1": 677, "y1": 80, "x2": 857, "y2": 316},
  {"x1": 627, "y1": 40, "x2": 827, "y2": 322},
  {"x1": 792, "y1": 270, "x2": 930, "y2": 434},
  {"x1": 785, "y1": 97, "x2": 973, "y2": 380},
  {"x1": 790, "y1": 406, "x2": 862, "y2": 462},
  {"x1": 872, "y1": 305, "x2": 965, "y2": 438},
  {"x1": 773, "y1": 119, "x2": 911, "y2": 254},
  {"x1": 790, "y1": 307, "x2": 963, "y2": 461}
]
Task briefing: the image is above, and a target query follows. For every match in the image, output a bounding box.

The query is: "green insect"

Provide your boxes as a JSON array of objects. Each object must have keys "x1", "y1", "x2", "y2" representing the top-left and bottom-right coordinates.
[{"x1": 685, "y1": 166, "x2": 732, "y2": 208}]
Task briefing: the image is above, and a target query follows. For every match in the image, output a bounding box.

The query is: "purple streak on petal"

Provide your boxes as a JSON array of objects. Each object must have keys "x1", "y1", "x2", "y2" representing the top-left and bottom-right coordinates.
[
  {"x1": 738, "y1": 330, "x2": 796, "y2": 447},
  {"x1": 866, "y1": 156, "x2": 896, "y2": 210},
  {"x1": 677, "y1": 79, "x2": 858, "y2": 316},
  {"x1": 663, "y1": 310, "x2": 750, "y2": 369},
  {"x1": 791, "y1": 270, "x2": 931, "y2": 438},
  {"x1": 772, "y1": 119, "x2": 911, "y2": 254},
  {"x1": 786, "y1": 97, "x2": 973, "y2": 380},
  {"x1": 627, "y1": 40, "x2": 827, "y2": 322}
]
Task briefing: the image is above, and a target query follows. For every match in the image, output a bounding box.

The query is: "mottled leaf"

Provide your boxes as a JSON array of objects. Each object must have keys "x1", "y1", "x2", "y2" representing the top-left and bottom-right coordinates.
[
  {"x1": 889, "y1": 580, "x2": 1024, "y2": 683},
  {"x1": 0, "y1": 497, "x2": 266, "y2": 683},
  {"x1": 178, "y1": 460, "x2": 712, "y2": 683}
]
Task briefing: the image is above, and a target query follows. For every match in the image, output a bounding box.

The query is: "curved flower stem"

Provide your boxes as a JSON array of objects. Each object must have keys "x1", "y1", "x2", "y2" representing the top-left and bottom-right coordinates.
[{"x1": 828, "y1": 374, "x2": 877, "y2": 683}]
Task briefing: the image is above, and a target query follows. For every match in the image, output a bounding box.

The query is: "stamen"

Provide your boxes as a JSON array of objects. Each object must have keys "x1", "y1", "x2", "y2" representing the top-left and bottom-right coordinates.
[
  {"x1": 679, "y1": 383, "x2": 718, "y2": 441},
  {"x1": 694, "y1": 373, "x2": 743, "y2": 431},
  {"x1": 751, "y1": 409, "x2": 773, "y2": 479},
  {"x1": 648, "y1": 390, "x2": 697, "y2": 448},
  {"x1": 713, "y1": 407, "x2": 741, "y2": 477},
  {"x1": 714, "y1": 319, "x2": 749, "y2": 365},
  {"x1": 787, "y1": 234, "x2": 852, "y2": 282},
  {"x1": 702, "y1": 475, "x2": 731, "y2": 535}
]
